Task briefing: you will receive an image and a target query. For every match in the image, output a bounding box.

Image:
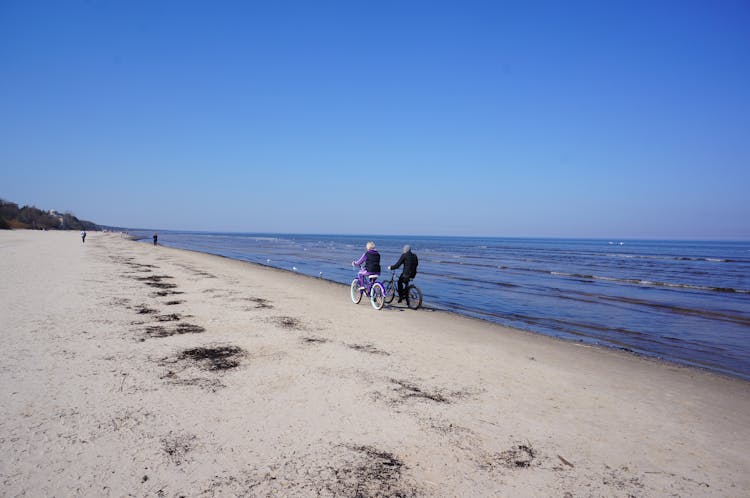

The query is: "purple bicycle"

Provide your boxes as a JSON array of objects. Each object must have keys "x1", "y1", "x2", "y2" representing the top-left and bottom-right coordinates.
[{"x1": 350, "y1": 266, "x2": 386, "y2": 310}]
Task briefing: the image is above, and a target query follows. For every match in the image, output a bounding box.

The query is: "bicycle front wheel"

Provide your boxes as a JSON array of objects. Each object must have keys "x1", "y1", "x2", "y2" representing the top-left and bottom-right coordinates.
[
  {"x1": 351, "y1": 279, "x2": 362, "y2": 304},
  {"x1": 371, "y1": 283, "x2": 385, "y2": 310},
  {"x1": 384, "y1": 280, "x2": 395, "y2": 304},
  {"x1": 406, "y1": 285, "x2": 422, "y2": 310}
]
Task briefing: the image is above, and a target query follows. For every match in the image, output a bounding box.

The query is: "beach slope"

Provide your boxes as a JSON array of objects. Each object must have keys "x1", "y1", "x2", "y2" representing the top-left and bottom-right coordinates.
[{"x1": 1, "y1": 230, "x2": 748, "y2": 496}]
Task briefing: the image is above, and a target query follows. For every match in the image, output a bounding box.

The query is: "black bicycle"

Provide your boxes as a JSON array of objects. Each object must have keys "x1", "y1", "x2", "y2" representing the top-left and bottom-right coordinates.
[{"x1": 383, "y1": 271, "x2": 422, "y2": 309}]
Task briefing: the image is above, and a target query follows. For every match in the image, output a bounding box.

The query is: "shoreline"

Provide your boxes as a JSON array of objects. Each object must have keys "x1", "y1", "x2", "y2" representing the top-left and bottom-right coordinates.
[
  {"x1": 2, "y1": 230, "x2": 749, "y2": 496},
  {"x1": 133, "y1": 236, "x2": 750, "y2": 382}
]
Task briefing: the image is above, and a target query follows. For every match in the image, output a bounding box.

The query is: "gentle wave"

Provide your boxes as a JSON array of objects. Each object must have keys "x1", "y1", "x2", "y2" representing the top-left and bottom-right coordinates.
[
  {"x1": 434, "y1": 259, "x2": 750, "y2": 294},
  {"x1": 429, "y1": 272, "x2": 750, "y2": 326},
  {"x1": 549, "y1": 271, "x2": 750, "y2": 294},
  {"x1": 606, "y1": 253, "x2": 741, "y2": 263},
  {"x1": 419, "y1": 270, "x2": 519, "y2": 287},
  {"x1": 597, "y1": 295, "x2": 750, "y2": 326}
]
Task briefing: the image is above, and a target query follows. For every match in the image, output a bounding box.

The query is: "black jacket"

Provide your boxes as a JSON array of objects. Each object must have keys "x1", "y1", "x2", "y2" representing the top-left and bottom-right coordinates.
[
  {"x1": 391, "y1": 251, "x2": 418, "y2": 278},
  {"x1": 365, "y1": 250, "x2": 381, "y2": 273}
]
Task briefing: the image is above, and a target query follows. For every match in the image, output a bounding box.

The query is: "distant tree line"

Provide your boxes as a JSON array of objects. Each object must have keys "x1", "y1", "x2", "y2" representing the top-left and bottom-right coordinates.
[{"x1": 0, "y1": 198, "x2": 100, "y2": 231}]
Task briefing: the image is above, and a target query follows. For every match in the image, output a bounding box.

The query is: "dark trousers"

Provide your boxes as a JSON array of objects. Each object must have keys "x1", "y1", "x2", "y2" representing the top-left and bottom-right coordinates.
[{"x1": 398, "y1": 275, "x2": 411, "y2": 299}]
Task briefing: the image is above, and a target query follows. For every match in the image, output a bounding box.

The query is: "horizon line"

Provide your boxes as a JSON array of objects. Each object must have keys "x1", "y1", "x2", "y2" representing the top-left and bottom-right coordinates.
[{"x1": 112, "y1": 227, "x2": 750, "y2": 243}]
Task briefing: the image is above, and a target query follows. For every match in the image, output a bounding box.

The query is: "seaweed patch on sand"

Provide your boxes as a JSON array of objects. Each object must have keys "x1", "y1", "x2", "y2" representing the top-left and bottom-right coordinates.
[
  {"x1": 160, "y1": 372, "x2": 225, "y2": 391},
  {"x1": 177, "y1": 345, "x2": 247, "y2": 371},
  {"x1": 134, "y1": 304, "x2": 157, "y2": 314},
  {"x1": 493, "y1": 443, "x2": 538, "y2": 469},
  {"x1": 153, "y1": 290, "x2": 184, "y2": 297},
  {"x1": 135, "y1": 274, "x2": 174, "y2": 282},
  {"x1": 145, "y1": 281, "x2": 178, "y2": 289},
  {"x1": 246, "y1": 444, "x2": 419, "y2": 497},
  {"x1": 347, "y1": 343, "x2": 390, "y2": 356},
  {"x1": 142, "y1": 323, "x2": 205, "y2": 339},
  {"x1": 174, "y1": 323, "x2": 205, "y2": 334},
  {"x1": 271, "y1": 316, "x2": 304, "y2": 330},
  {"x1": 157, "y1": 344, "x2": 246, "y2": 391},
  {"x1": 390, "y1": 379, "x2": 449, "y2": 403},
  {"x1": 161, "y1": 432, "x2": 197, "y2": 465},
  {"x1": 321, "y1": 445, "x2": 417, "y2": 497},
  {"x1": 241, "y1": 297, "x2": 274, "y2": 309},
  {"x1": 301, "y1": 336, "x2": 331, "y2": 344}
]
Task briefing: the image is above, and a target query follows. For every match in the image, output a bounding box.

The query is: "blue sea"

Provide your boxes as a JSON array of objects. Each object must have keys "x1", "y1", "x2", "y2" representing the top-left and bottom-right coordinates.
[{"x1": 132, "y1": 232, "x2": 750, "y2": 380}]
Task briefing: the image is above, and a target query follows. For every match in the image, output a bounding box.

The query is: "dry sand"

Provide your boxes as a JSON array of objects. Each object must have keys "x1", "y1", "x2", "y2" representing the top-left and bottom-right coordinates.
[{"x1": 1, "y1": 230, "x2": 749, "y2": 497}]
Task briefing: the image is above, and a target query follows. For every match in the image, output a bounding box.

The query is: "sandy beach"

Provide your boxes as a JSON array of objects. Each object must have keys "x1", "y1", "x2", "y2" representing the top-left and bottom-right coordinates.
[{"x1": 1, "y1": 230, "x2": 748, "y2": 497}]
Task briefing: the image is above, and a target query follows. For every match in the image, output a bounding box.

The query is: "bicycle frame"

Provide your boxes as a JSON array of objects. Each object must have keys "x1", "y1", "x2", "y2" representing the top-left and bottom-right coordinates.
[
  {"x1": 355, "y1": 266, "x2": 380, "y2": 296},
  {"x1": 384, "y1": 270, "x2": 422, "y2": 309},
  {"x1": 387, "y1": 270, "x2": 413, "y2": 291},
  {"x1": 351, "y1": 265, "x2": 386, "y2": 310}
]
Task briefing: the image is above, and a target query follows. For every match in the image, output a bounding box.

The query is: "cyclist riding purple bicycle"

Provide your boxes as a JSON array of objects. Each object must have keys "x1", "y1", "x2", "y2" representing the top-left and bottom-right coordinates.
[{"x1": 351, "y1": 241, "x2": 381, "y2": 289}]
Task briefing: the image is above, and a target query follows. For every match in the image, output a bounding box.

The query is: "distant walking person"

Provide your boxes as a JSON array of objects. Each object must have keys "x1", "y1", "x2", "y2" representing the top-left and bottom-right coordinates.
[
  {"x1": 153, "y1": 233, "x2": 158, "y2": 246},
  {"x1": 81, "y1": 230, "x2": 86, "y2": 243},
  {"x1": 388, "y1": 245, "x2": 418, "y2": 303}
]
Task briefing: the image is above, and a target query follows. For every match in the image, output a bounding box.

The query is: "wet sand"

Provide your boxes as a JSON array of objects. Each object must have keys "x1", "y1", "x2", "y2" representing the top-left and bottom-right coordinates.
[{"x1": 1, "y1": 230, "x2": 749, "y2": 496}]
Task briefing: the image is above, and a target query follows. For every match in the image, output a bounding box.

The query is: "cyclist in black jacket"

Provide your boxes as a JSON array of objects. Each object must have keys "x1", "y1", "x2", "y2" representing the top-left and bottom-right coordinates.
[
  {"x1": 388, "y1": 245, "x2": 418, "y2": 303},
  {"x1": 352, "y1": 241, "x2": 381, "y2": 289}
]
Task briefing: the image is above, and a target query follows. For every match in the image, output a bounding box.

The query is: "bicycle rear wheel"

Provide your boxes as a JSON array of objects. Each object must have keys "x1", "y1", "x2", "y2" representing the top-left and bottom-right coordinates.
[
  {"x1": 406, "y1": 285, "x2": 422, "y2": 310},
  {"x1": 350, "y1": 279, "x2": 362, "y2": 304},
  {"x1": 371, "y1": 283, "x2": 385, "y2": 310},
  {"x1": 384, "y1": 280, "x2": 395, "y2": 304}
]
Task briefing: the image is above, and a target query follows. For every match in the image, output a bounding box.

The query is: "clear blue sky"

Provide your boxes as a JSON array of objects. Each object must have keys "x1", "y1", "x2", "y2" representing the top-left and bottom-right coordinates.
[{"x1": 2, "y1": 1, "x2": 748, "y2": 238}]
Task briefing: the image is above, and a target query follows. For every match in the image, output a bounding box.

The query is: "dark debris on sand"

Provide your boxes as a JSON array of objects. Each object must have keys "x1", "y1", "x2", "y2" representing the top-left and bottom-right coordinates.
[
  {"x1": 174, "y1": 323, "x2": 205, "y2": 334},
  {"x1": 347, "y1": 343, "x2": 390, "y2": 356},
  {"x1": 161, "y1": 432, "x2": 197, "y2": 465},
  {"x1": 135, "y1": 274, "x2": 174, "y2": 282},
  {"x1": 144, "y1": 325, "x2": 169, "y2": 337},
  {"x1": 153, "y1": 290, "x2": 184, "y2": 297},
  {"x1": 144, "y1": 323, "x2": 205, "y2": 338},
  {"x1": 238, "y1": 445, "x2": 418, "y2": 496},
  {"x1": 113, "y1": 257, "x2": 157, "y2": 272},
  {"x1": 271, "y1": 316, "x2": 303, "y2": 330},
  {"x1": 390, "y1": 379, "x2": 448, "y2": 403},
  {"x1": 322, "y1": 445, "x2": 417, "y2": 498},
  {"x1": 145, "y1": 281, "x2": 178, "y2": 289},
  {"x1": 164, "y1": 300, "x2": 184, "y2": 306},
  {"x1": 301, "y1": 336, "x2": 330, "y2": 344},
  {"x1": 244, "y1": 297, "x2": 273, "y2": 309},
  {"x1": 160, "y1": 372, "x2": 225, "y2": 391},
  {"x1": 154, "y1": 313, "x2": 181, "y2": 322},
  {"x1": 177, "y1": 345, "x2": 247, "y2": 371},
  {"x1": 494, "y1": 443, "x2": 537, "y2": 468}
]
